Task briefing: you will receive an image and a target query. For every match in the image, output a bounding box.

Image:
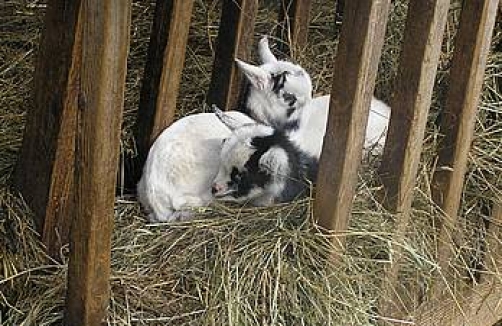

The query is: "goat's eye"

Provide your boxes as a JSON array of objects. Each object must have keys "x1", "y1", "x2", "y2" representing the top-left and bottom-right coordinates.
[
  {"x1": 282, "y1": 92, "x2": 297, "y2": 106},
  {"x1": 230, "y1": 167, "x2": 241, "y2": 183},
  {"x1": 221, "y1": 138, "x2": 228, "y2": 145},
  {"x1": 271, "y1": 71, "x2": 289, "y2": 94}
]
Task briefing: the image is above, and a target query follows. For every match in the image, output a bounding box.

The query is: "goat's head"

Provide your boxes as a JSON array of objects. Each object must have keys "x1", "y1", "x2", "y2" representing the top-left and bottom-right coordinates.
[
  {"x1": 211, "y1": 107, "x2": 290, "y2": 206},
  {"x1": 236, "y1": 37, "x2": 313, "y2": 131}
]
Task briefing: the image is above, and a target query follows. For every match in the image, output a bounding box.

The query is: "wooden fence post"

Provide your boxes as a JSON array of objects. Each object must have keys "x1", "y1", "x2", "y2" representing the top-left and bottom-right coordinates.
[
  {"x1": 314, "y1": 0, "x2": 391, "y2": 252},
  {"x1": 376, "y1": 0, "x2": 451, "y2": 320},
  {"x1": 12, "y1": 0, "x2": 82, "y2": 258},
  {"x1": 132, "y1": 0, "x2": 194, "y2": 185},
  {"x1": 207, "y1": 0, "x2": 258, "y2": 111},
  {"x1": 431, "y1": 0, "x2": 499, "y2": 287},
  {"x1": 64, "y1": 0, "x2": 131, "y2": 325},
  {"x1": 277, "y1": 0, "x2": 312, "y2": 55}
]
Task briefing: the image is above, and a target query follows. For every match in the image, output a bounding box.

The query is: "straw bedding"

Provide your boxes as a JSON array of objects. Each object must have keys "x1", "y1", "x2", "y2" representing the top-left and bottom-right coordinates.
[{"x1": 0, "y1": 0, "x2": 501, "y2": 325}]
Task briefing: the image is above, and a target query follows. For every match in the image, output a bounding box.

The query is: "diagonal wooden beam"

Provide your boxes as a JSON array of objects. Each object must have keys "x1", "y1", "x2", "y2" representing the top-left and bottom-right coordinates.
[
  {"x1": 12, "y1": 0, "x2": 83, "y2": 258},
  {"x1": 415, "y1": 279, "x2": 502, "y2": 326},
  {"x1": 132, "y1": 0, "x2": 195, "y2": 186},
  {"x1": 431, "y1": 0, "x2": 499, "y2": 284},
  {"x1": 314, "y1": 0, "x2": 391, "y2": 252},
  {"x1": 415, "y1": 203, "x2": 502, "y2": 326},
  {"x1": 376, "y1": 0, "x2": 451, "y2": 321},
  {"x1": 64, "y1": 0, "x2": 131, "y2": 324},
  {"x1": 207, "y1": 0, "x2": 258, "y2": 111},
  {"x1": 480, "y1": 202, "x2": 502, "y2": 285}
]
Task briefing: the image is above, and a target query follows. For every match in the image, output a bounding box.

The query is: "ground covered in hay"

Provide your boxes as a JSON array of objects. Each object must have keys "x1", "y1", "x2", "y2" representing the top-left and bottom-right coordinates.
[{"x1": 0, "y1": 0, "x2": 501, "y2": 325}]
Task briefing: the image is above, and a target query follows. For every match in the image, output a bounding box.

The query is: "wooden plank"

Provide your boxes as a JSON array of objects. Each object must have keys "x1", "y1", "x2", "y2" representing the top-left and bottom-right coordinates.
[
  {"x1": 64, "y1": 0, "x2": 131, "y2": 325},
  {"x1": 313, "y1": 0, "x2": 391, "y2": 252},
  {"x1": 12, "y1": 0, "x2": 82, "y2": 258},
  {"x1": 480, "y1": 203, "x2": 502, "y2": 285},
  {"x1": 416, "y1": 203, "x2": 502, "y2": 326},
  {"x1": 206, "y1": 0, "x2": 258, "y2": 111},
  {"x1": 376, "y1": 0, "x2": 451, "y2": 320},
  {"x1": 133, "y1": 0, "x2": 194, "y2": 184},
  {"x1": 431, "y1": 0, "x2": 499, "y2": 281},
  {"x1": 415, "y1": 280, "x2": 502, "y2": 326},
  {"x1": 277, "y1": 0, "x2": 312, "y2": 55}
]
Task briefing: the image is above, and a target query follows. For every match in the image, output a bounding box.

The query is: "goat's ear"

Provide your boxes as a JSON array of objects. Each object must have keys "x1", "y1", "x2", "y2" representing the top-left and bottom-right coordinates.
[
  {"x1": 213, "y1": 105, "x2": 244, "y2": 131},
  {"x1": 235, "y1": 59, "x2": 270, "y2": 90},
  {"x1": 258, "y1": 147, "x2": 289, "y2": 177},
  {"x1": 258, "y1": 36, "x2": 278, "y2": 64}
]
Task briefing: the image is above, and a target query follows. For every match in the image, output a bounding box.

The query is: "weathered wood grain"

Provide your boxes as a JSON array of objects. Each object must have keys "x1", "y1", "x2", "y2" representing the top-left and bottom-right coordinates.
[
  {"x1": 313, "y1": 0, "x2": 391, "y2": 252},
  {"x1": 277, "y1": 0, "x2": 312, "y2": 55},
  {"x1": 64, "y1": 0, "x2": 131, "y2": 325},
  {"x1": 480, "y1": 202, "x2": 502, "y2": 285},
  {"x1": 133, "y1": 0, "x2": 194, "y2": 184},
  {"x1": 207, "y1": 0, "x2": 258, "y2": 111},
  {"x1": 416, "y1": 280, "x2": 502, "y2": 326},
  {"x1": 431, "y1": 0, "x2": 499, "y2": 281},
  {"x1": 377, "y1": 0, "x2": 451, "y2": 321},
  {"x1": 12, "y1": 0, "x2": 82, "y2": 258},
  {"x1": 415, "y1": 203, "x2": 502, "y2": 326}
]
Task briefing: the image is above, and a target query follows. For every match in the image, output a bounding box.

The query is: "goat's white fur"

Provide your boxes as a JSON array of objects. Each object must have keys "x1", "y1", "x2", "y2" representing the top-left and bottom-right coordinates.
[
  {"x1": 137, "y1": 111, "x2": 254, "y2": 222},
  {"x1": 241, "y1": 36, "x2": 391, "y2": 158},
  {"x1": 236, "y1": 58, "x2": 312, "y2": 128},
  {"x1": 257, "y1": 37, "x2": 278, "y2": 64},
  {"x1": 138, "y1": 36, "x2": 391, "y2": 222},
  {"x1": 212, "y1": 117, "x2": 298, "y2": 206},
  {"x1": 289, "y1": 95, "x2": 391, "y2": 158}
]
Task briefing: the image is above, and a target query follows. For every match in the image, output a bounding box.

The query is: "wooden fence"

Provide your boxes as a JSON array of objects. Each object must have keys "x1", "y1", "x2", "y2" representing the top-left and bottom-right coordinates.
[{"x1": 11, "y1": 0, "x2": 501, "y2": 325}]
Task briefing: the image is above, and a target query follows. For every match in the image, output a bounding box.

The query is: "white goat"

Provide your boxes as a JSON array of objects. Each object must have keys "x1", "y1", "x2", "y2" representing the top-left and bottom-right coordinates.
[
  {"x1": 137, "y1": 41, "x2": 318, "y2": 222},
  {"x1": 138, "y1": 37, "x2": 390, "y2": 222},
  {"x1": 137, "y1": 111, "x2": 254, "y2": 222},
  {"x1": 211, "y1": 108, "x2": 318, "y2": 206},
  {"x1": 238, "y1": 37, "x2": 391, "y2": 158}
]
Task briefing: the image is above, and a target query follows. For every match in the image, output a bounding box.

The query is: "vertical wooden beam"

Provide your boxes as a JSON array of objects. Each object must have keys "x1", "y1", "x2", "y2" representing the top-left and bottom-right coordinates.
[
  {"x1": 277, "y1": 0, "x2": 312, "y2": 55},
  {"x1": 207, "y1": 0, "x2": 258, "y2": 111},
  {"x1": 313, "y1": 0, "x2": 391, "y2": 251},
  {"x1": 379, "y1": 0, "x2": 451, "y2": 212},
  {"x1": 12, "y1": 0, "x2": 82, "y2": 257},
  {"x1": 431, "y1": 0, "x2": 499, "y2": 277},
  {"x1": 377, "y1": 0, "x2": 451, "y2": 320},
  {"x1": 64, "y1": 0, "x2": 131, "y2": 325},
  {"x1": 133, "y1": 0, "x2": 194, "y2": 183}
]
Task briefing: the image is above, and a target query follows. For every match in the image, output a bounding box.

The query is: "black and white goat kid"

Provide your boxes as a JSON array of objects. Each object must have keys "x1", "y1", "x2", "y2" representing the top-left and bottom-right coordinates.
[
  {"x1": 137, "y1": 38, "x2": 318, "y2": 222},
  {"x1": 237, "y1": 37, "x2": 391, "y2": 158},
  {"x1": 137, "y1": 36, "x2": 389, "y2": 222},
  {"x1": 211, "y1": 107, "x2": 318, "y2": 205}
]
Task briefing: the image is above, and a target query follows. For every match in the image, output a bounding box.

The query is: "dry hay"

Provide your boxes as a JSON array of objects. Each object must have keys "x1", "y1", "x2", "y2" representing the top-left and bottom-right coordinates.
[{"x1": 0, "y1": 0, "x2": 501, "y2": 325}]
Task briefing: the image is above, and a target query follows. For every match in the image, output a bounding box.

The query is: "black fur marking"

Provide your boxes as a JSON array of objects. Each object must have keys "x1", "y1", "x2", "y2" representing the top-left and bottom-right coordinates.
[
  {"x1": 236, "y1": 73, "x2": 300, "y2": 132},
  {"x1": 283, "y1": 92, "x2": 297, "y2": 107},
  {"x1": 286, "y1": 107, "x2": 296, "y2": 118},
  {"x1": 228, "y1": 164, "x2": 270, "y2": 198},
  {"x1": 237, "y1": 130, "x2": 318, "y2": 203},
  {"x1": 282, "y1": 119, "x2": 299, "y2": 131},
  {"x1": 230, "y1": 167, "x2": 240, "y2": 183},
  {"x1": 271, "y1": 71, "x2": 288, "y2": 94}
]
